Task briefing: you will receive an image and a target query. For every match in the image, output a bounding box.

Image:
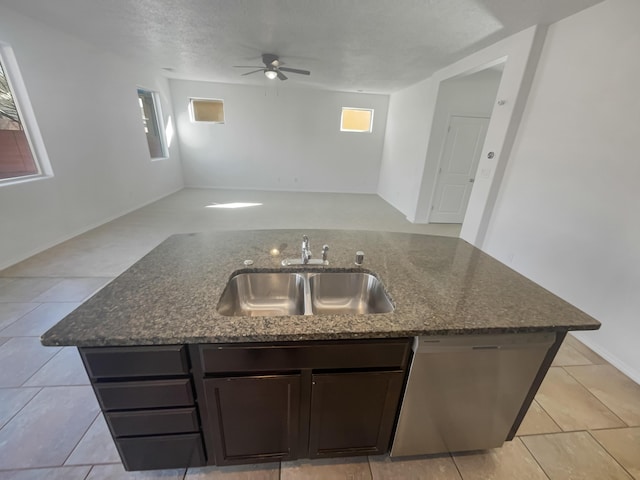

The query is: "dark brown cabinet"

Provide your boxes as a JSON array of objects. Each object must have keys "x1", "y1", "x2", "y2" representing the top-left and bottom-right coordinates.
[
  {"x1": 203, "y1": 375, "x2": 301, "y2": 464},
  {"x1": 79, "y1": 338, "x2": 412, "y2": 470},
  {"x1": 308, "y1": 371, "x2": 404, "y2": 457},
  {"x1": 79, "y1": 346, "x2": 206, "y2": 471},
  {"x1": 192, "y1": 338, "x2": 412, "y2": 466}
]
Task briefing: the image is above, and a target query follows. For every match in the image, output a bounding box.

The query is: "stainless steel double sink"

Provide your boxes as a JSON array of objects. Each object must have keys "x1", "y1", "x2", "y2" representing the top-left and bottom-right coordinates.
[{"x1": 217, "y1": 271, "x2": 394, "y2": 317}]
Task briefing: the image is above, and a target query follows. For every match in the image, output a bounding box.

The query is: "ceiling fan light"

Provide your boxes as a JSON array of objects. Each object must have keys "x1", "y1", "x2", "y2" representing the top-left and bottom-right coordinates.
[{"x1": 264, "y1": 70, "x2": 278, "y2": 80}]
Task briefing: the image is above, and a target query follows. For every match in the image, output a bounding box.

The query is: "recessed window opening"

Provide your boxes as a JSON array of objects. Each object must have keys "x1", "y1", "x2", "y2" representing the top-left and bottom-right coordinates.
[
  {"x1": 0, "y1": 48, "x2": 48, "y2": 183},
  {"x1": 137, "y1": 88, "x2": 167, "y2": 159},
  {"x1": 190, "y1": 98, "x2": 225, "y2": 123},
  {"x1": 340, "y1": 107, "x2": 374, "y2": 133}
]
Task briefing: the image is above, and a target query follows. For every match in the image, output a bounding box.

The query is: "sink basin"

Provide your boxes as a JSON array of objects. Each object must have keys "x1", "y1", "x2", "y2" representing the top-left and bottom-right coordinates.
[
  {"x1": 217, "y1": 273, "x2": 305, "y2": 317},
  {"x1": 217, "y1": 271, "x2": 394, "y2": 316},
  {"x1": 309, "y1": 272, "x2": 394, "y2": 315}
]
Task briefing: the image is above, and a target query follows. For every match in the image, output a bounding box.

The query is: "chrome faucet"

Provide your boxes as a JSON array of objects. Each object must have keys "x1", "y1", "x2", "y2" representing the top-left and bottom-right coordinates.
[
  {"x1": 302, "y1": 235, "x2": 312, "y2": 264},
  {"x1": 282, "y1": 234, "x2": 329, "y2": 266}
]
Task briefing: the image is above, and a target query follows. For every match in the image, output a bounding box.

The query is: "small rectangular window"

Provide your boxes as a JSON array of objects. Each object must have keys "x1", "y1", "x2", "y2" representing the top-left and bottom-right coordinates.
[
  {"x1": 190, "y1": 98, "x2": 224, "y2": 123},
  {"x1": 0, "y1": 55, "x2": 40, "y2": 181},
  {"x1": 340, "y1": 108, "x2": 374, "y2": 133},
  {"x1": 137, "y1": 88, "x2": 167, "y2": 159}
]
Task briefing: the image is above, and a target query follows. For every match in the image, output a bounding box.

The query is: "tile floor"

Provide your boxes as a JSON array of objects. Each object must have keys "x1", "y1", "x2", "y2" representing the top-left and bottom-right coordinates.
[{"x1": 1, "y1": 188, "x2": 639, "y2": 479}]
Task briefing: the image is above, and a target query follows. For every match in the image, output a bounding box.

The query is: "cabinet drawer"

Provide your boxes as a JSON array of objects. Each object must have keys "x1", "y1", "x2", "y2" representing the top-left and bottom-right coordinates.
[
  {"x1": 106, "y1": 408, "x2": 199, "y2": 437},
  {"x1": 116, "y1": 434, "x2": 205, "y2": 471},
  {"x1": 95, "y1": 379, "x2": 193, "y2": 410},
  {"x1": 80, "y1": 346, "x2": 189, "y2": 378},
  {"x1": 198, "y1": 339, "x2": 411, "y2": 373}
]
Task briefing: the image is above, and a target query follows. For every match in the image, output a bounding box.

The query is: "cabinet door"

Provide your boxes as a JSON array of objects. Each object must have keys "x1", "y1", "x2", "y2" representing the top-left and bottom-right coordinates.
[
  {"x1": 203, "y1": 375, "x2": 301, "y2": 465},
  {"x1": 309, "y1": 371, "x2": 404, "y2": 457}
]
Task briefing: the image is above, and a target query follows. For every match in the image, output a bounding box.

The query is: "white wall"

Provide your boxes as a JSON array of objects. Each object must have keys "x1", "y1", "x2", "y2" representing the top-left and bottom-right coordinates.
[
  {"x1": 0, "y1": 6, "x2": 183, "y2": 270},
  {"x1": 483, "y1": 0, "x2": 640, "y2": 381},
  {"x1": 412, "y1": 69, "x2": 503, "y2": 223},
  {"x1": 170, "y1": 80, "x2": 388, "y2": 193},
  {"x1": 377, "y1": 77, "x2": 435, "y2": 217}
]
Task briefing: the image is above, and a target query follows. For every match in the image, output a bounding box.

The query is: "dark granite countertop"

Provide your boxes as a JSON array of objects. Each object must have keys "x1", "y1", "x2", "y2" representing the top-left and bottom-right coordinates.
[{"x1": 41, "y1": 230, "x2": 600, "y2": 346}]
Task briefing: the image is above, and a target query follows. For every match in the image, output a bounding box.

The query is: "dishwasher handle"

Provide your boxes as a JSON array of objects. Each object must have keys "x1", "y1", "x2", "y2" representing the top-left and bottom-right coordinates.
[{"x1": 413, "y1": 332, "x2": 555, "y2": 354}]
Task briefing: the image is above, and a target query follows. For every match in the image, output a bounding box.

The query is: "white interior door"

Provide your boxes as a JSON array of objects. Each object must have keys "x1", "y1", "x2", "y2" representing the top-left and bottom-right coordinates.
[{"x1": 429, "y1": 115, "x2": 489, "y2": 224}]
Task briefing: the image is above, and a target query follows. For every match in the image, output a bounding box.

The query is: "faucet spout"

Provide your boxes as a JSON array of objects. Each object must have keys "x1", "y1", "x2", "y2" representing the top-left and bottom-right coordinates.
[
  {"x1": 302, "y1": 235, "x2": 312, "y2": 264},
  {"x1": 282, "y1": 235, "x2": 328, "y2": 266}
]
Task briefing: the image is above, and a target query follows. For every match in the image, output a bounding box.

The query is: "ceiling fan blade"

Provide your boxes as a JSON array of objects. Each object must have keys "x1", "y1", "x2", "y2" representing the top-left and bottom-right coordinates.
[
  {"x1": 276, "y1": 69, "x2": 288, "y2": 81},
  {"x1": 279, "y1": 67, "x2": 311, "y2": 76},
  {"x1": 233, "y1": 65, "x2": 264, "y2": 68},
  {"x1": 240, "y1": 69, "x2": 264, "y2": 76}
]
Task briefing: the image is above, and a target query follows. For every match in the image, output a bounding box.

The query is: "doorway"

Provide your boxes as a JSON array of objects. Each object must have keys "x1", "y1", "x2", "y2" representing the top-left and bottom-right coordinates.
[
  {"x1": 430, "y1": 115, "x2": 489, "y2": 223},
  {"x1": 422, "y1": 65, "x2": 504, "y2": 224}
]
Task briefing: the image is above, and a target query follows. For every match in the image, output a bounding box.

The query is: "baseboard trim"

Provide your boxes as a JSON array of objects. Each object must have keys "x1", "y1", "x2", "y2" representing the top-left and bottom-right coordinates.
[
  {"x1": 570, "y1": 332, "x2": 640, "y2": 385},
  {"x1": 183, "y1": 184, "x2": 377, "y2": 195}
]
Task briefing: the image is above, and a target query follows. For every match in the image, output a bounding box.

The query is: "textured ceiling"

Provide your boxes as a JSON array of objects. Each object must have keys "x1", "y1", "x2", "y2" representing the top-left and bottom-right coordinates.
[{"x1": 0, "y1": 0, "x2": 603, "y2": 93}]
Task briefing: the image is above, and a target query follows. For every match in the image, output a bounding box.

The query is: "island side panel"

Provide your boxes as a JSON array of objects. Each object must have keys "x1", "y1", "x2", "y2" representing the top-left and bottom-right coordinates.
[{"x1": 506, "y1": 330, "x2": 566, "y2": 440}]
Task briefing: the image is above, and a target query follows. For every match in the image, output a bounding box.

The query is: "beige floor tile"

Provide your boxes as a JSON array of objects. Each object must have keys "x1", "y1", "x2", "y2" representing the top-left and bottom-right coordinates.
[
  {"x1": 86, "y1": 463, "x2": 186, "y2": 479},
  {"x1": 0, "y1": 303, "x2": 40, "y2": 330},
  {"x1": 185, "y1": 463, "x2": 280, "y2": 479},
  {"x1": 452, "y1": 438, "x2": 547, "y2": 480},
  {"x1": 522, "y1": 431, "x2": 632, "y2": 479},
  {"x1": 0, "y1": 278, "x2": 61, "y2": 302},
  {"x1": 281, "y1": 456, "x2": 372, "y2": 479},
  {"x1": 31, "y1": 277, "x2": 114, "y2": 302},
  {"x1": 0, "y1": 302, "x2": 80, "y2": 337},
  {"x1": 0, "y1": 337, "x2": 61, "y2": 387},
  {"x1": 565, "y1": 365, "x2": 640, "y2": 426},
  {"x1": 592, "y1": 427, "x2": 640, "y2": 479},
  {"x1": 24, "y1": 347, "x2": 89, "y2": 386},
  {"x1": 517, "y1": 400, "x2": 562, "y2": 436},
  {"x1": 0, "y1": 466, "x2": 92, "y2": 479},
  {"x1": 0, "y1": 386, "x2": 99, "y2": 469},
  {"x1": 0, "y1": 386, "x2": 40, "y2": 428},
  {"x1": 368, "y1": 453, "x2": 461, "y2": 479},
  {"x1": 535, "y1": 367, "x2": 626, "y2": 431},
  {"x1": 552, "y1": 342, "x2": 593, "y2": 366},
  {"x1": 65, "y1": 414, "x2": 121, "y2": 465},
  {"x1": 565, "y1": 334, "x2": 607, "y2": 364},
  {"x1": 0, "y1": 227, "x2": 165, "y2": 278}
]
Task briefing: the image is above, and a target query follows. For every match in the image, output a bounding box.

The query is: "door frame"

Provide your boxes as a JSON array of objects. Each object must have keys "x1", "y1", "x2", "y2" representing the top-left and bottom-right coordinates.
[
  {"x1": 409, "y1": 25, "x2": 548, "y2": 248},
  {"x1": 428, "y1": 113, "x2": 490, "y2": 224}
]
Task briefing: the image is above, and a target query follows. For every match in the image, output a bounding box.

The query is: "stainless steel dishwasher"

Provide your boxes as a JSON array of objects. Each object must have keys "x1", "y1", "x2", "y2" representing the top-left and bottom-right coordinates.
[{"x1": 391, "y1": 332, "x2": 554, "y2": 457}]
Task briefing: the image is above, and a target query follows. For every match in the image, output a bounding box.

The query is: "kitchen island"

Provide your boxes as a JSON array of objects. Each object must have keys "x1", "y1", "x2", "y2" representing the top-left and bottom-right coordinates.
[{"x1": 41, "y1": 229, "x2": 600, "y2": 470}]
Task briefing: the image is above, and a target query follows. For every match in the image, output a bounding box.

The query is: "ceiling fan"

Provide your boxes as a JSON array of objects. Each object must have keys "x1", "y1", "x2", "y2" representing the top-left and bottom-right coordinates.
[{"x1": 234, "y1": 54, "x2": 311, "y2": 81}]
